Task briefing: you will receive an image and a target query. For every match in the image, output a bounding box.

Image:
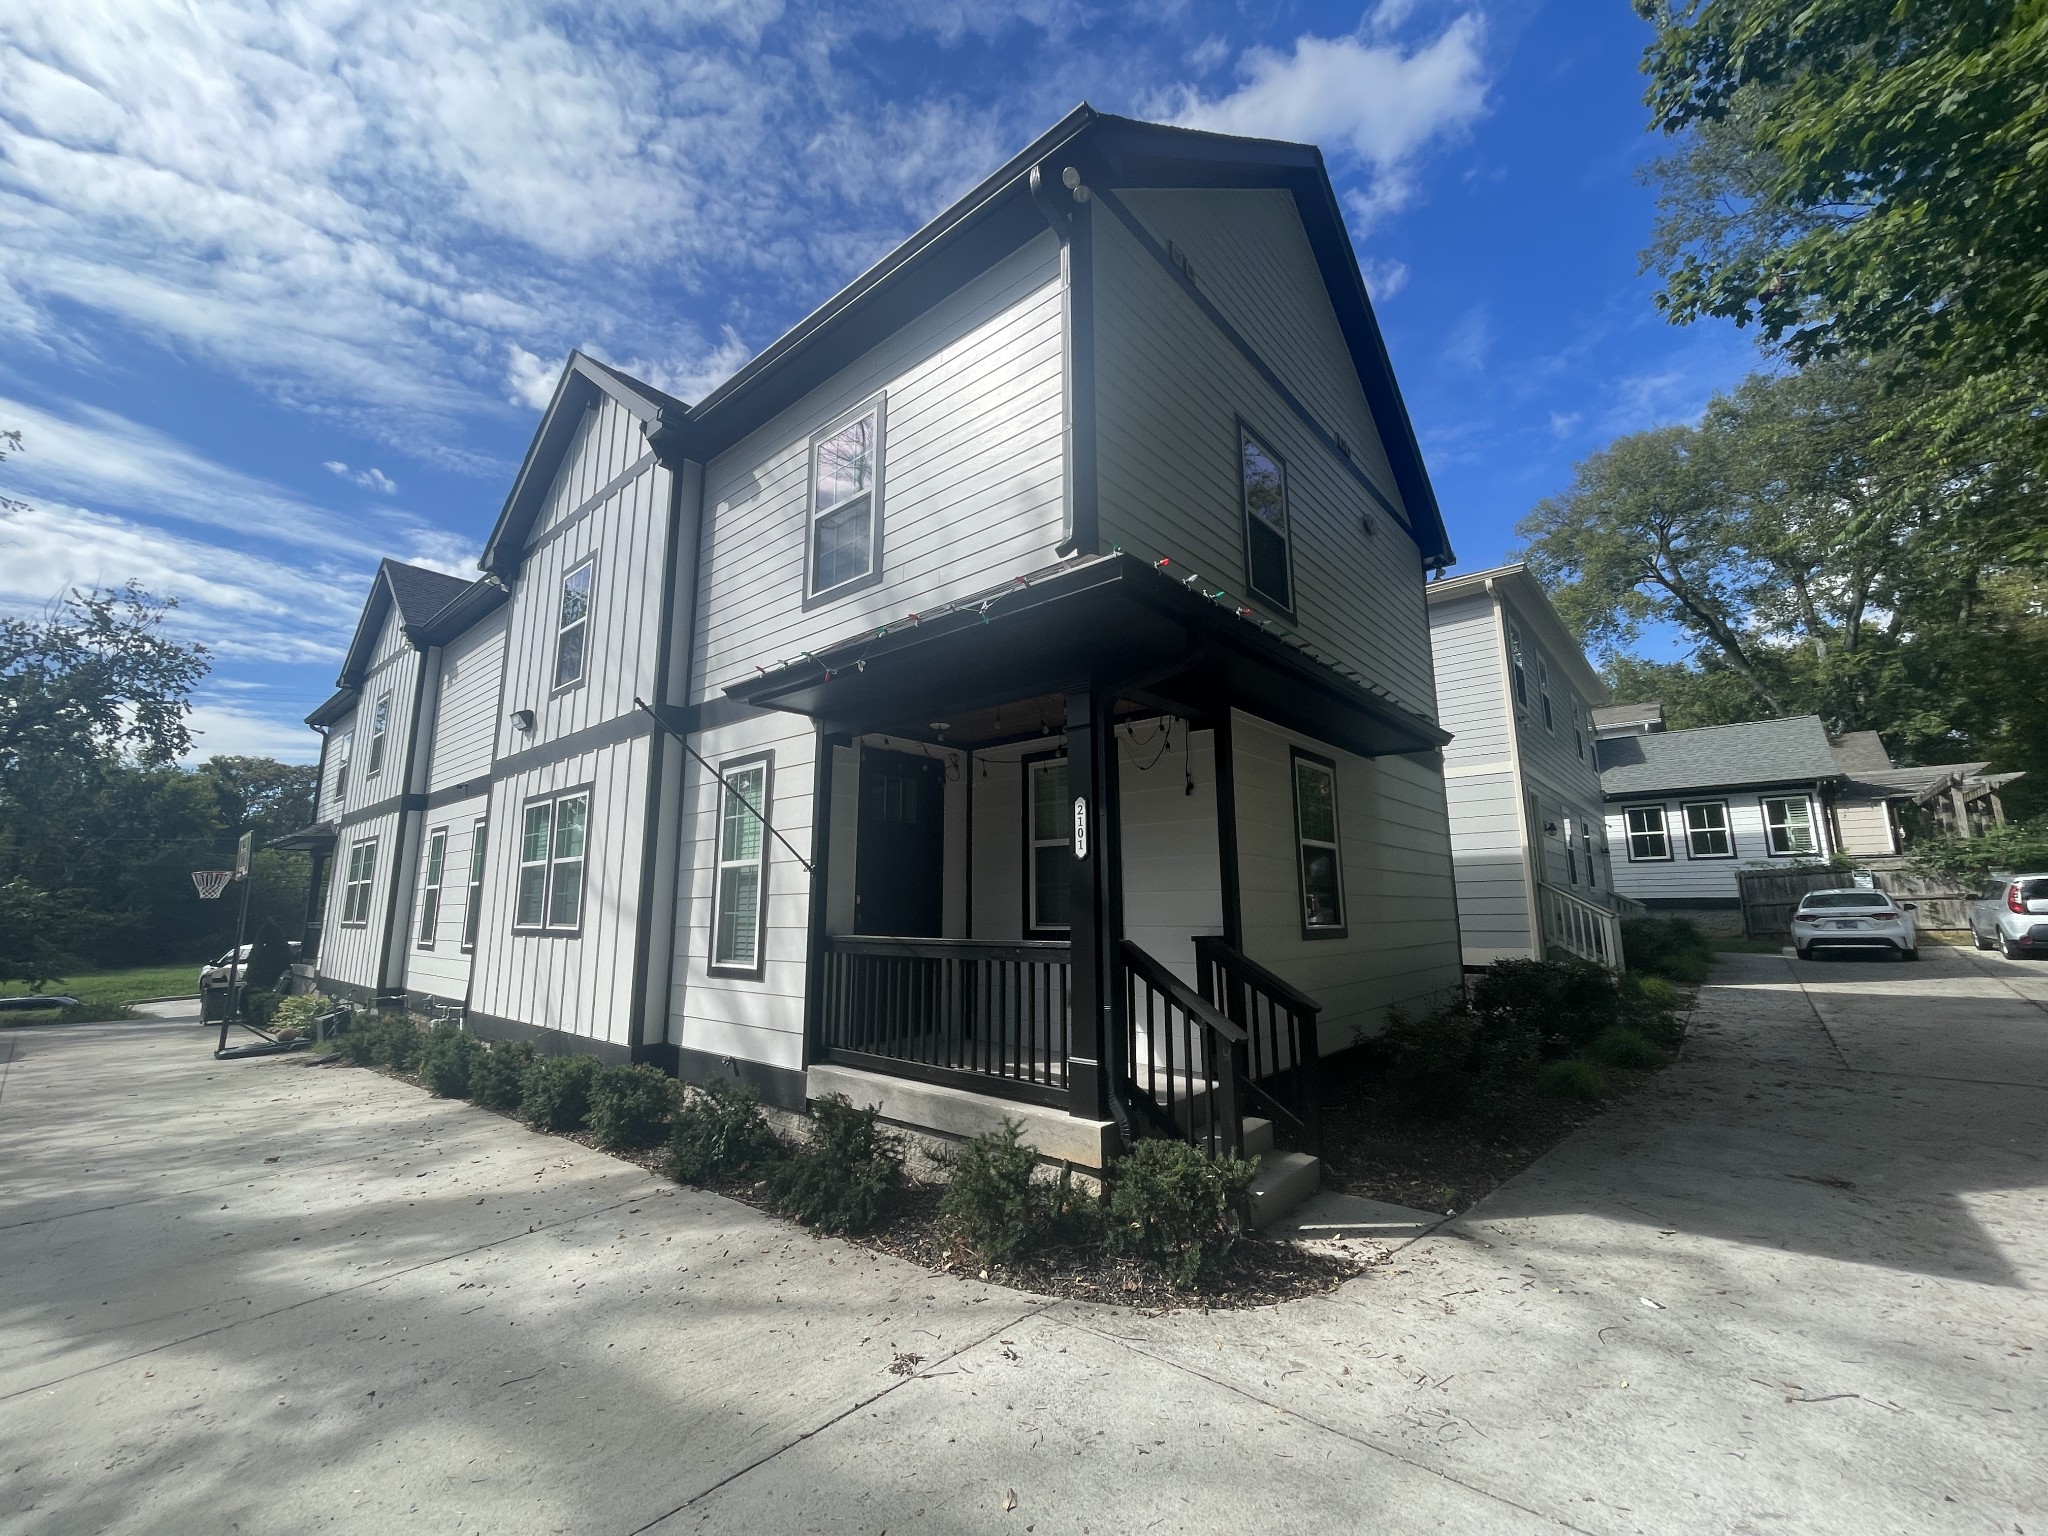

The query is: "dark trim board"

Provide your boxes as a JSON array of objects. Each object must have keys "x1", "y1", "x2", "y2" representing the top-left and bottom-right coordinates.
[
  {"x1": 467, "y1": 1011, "x2": 634, "y2": 1068},
  {"x1": 654, "y1": 1043, "x2": 810, "y2": 1113}
]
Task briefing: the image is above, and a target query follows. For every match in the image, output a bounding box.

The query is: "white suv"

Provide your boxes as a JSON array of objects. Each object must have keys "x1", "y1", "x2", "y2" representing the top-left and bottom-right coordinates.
[
  {"x1": 1967, "y1": 874, "x2": 2048, "y2": 960},
  {"x1": 1791, "y1": 889, "x2": 1920, "y2": 961}
]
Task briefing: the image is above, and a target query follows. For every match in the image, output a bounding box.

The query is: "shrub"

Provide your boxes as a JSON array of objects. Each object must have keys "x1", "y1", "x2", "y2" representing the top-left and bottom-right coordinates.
[
  {"x1": 241, "y1": 990, "x2": 281, "y2": 1029},
  {"x1": 367, "y1": 1012, "x2": 424, "y2": 1072},
  {"x1": 1537, "y1": 1058, "x2": 1612, "y2": 1101},
  {"x1": 520, "y1": 1053, "x2": 601, "y2": 1132},
  {"x1": 668, "y1": 1077, "x2": 784, "y2": 1183},
  {"x1": 1380, "y1": 1005, "x2": 1481, "y2": 1117},
  {"x1": 1106, "y1": 1138, "x2": 1258, "y2": 1287},
  {"x1": 587, "y1": 1063, "x2": 677, "y2": 1151},
  {"x1": 338, "y1": 1013, "x2": 379, "y2": 1065},
  {"x1": 937, "y1": 1121, "x2": 1048, "y2": 1268},
  {"x1": 272, "y1": 995, "x2": 325, "y2": 1033},
  {"x1": 766, "y1": 1094, "x2": 903, "y2": 1234},
  {"x1": 1621, "y1": 918, "x2": 1715, "y2": 985},
  {"x1": 1623, "y1": 974, "x2": 1688, "y2": 1050},
  {"x1": 468, "y1": 1040, "x2": 536, "y2": 1110},
  {"x1": 1588, "y1": 1025, "x2": 1664, "y2": 1069},
  {"x1": 417, "y1": 1023, "x2": 483, "y2": 1098},
  {"x1": 1472, "y1": 957, "x2": 1624, "y2": 1057}
]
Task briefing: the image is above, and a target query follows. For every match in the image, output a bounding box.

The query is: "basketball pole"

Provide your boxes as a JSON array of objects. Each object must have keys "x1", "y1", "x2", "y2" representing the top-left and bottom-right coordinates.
[{"x1": 217, "y1": 832, "x2": 254, "y2": 1058}]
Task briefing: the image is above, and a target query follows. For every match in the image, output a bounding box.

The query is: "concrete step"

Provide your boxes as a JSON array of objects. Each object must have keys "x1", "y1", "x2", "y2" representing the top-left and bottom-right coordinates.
[
  {"x1": 1246, "y1": 1149, "x2": 1320, "y2": 1229},
  {"x1": 1242, "y1": 1116, "x2": 1274, "y2": 1157}
]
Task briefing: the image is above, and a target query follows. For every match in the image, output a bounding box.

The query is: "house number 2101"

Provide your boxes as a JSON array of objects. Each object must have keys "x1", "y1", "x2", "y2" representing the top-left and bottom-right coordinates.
[{"x1": 1073, "y1": 796, "x2": 1088, "y2": 859}]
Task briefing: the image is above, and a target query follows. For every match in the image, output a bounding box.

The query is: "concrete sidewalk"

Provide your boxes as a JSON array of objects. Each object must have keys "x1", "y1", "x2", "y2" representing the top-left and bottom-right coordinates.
[{"x1": 2, "y1": 951, "x2": 2044, "y2": 1534}]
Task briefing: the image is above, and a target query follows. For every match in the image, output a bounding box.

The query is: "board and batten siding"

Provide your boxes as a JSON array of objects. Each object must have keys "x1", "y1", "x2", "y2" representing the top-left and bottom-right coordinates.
[
  {"x1": 428, "y1": 609, "x2": 508, "y2": 792},
  {"x1": 687, "y1": 233, "x2": 1067, "y2": 704},
  {"x1": 318, "y1": 703, "x2": 356, "y2": 822},
  {"x1": 1092, "y1": 195, "x2": 1437, "y2": 722},
  {"x1": 1496, "y1": 588, "x2": 1612, "y2": 899},
  {"x1": 1230, "y1": 712, "x2": 1462, "y2": 1049},
  {"x1": 319, "y1": 808, "x2": 401, "y2": 993},
  {"x1": 400, "y1": 794, "x2": 489, "y2": 1003},
  {"x1": 1605, "y1": 792, "x2": 1833, "y2": 905}
]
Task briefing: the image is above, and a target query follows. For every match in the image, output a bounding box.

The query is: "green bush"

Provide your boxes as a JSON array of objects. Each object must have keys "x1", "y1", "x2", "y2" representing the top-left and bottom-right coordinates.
[
  {"x1": 1380, "y1": 1005, "x2": 1481, "y2": 1117},
  {"x1": 272, "y1": 994, "x2": 325, "y2": 1033},
  {"x1": 367, "y1": 1012, "x2": 424, "y2": 1072},
  {"x1": 417, "y1": 1023, "x2": 483, "y2": 1098},
  {"x1": 1472, "y1": 956, "x2": 1624, "y2": 1056},
  {"x1": 1623, "y1": 974, "x2": 1689, "y2": 1050},
  {"x1": 520, "y1": 1053, "x2": 601, "y2": 1132},
  {"x1": 1106, "y1": 1138, "x2": 1258, "y2": 1287},
  {"x1": 242, "y1": 990, "x2": 281, "y2": 1029},
  {"x1": 766, "y1": 1095, "x2": 903, "y2": 1234},
  {"x1": 468, "y1": 1040, "x2": 536, "y2": 1110},
  {"x1": 338, "y1": 1013, "x2": 379, "y2": 1065},
  {"x1": 1588, "y1": 1025, "x2": 1664, "y2": 1069},
  {"x1": 668, "y1": 1077, "x2": 784, "y2": 1183},
  {"x1": 937, "y1": 1120, "x2": 1060, "y2": 1269},
  {"x1": 587, "y1": 1063, "x2": 677, "y2": 1151},
  {"x1": 1537, "y1": 1058, "x2": 1613, "y2": 1101},
  {"x1": 1621, "y1": 918, "x2": 1715, "y2": 984}
]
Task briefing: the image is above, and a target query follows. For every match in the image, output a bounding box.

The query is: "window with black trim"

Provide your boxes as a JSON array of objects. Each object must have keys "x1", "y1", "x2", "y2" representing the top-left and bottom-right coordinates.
[
  {"x1": 808, "y1": 401, "x2": 882, "y2": 597},
  {"x1": 1682, "y1": 800, "x2": 1733, "y2": 858},
  {"x1": 554, "y1": 559, "x2": 593, "y2": 689},
  {"x1": 1026, "y1": 754, "x2": 1071, "y2": 934},
  {"x1": 515, "y1": 789, "x2": 589, "y2": 931},
  {"x1": 416, "y1": 827, "x2": 446, "y2": 948},
  {"x1": 1291, "y1": 749, "x2": 1345, "y2": 934},
  {"x1": 711, "y1": 758, "x2": 769, "y2": 972},
  {"x1": 1572, "y1": 701, "x2": 1585, "y2": 760},
  {"x1": 341, "y1": 837, "x2": 377, "y2": 925},
  {"x1": 1624, "y1": 805, "x2": 1671, "y2": 861},
  {"x1": 332, "y1": 730, "x2": 353, "y2": 801},
  {"x1": 1539, "y1": 658, "x2": 1554, "y2": 732},
  {"x1": 1762, "y1": 795, "x2": 1818, "y2": 856},
  {"x1": 1507, "y1": 624, "x2": 1529, "y2": 710},
  {"x1": 366, "y1": 694, "x2": 390, "y2": 777},
  {"x1": 462, "y1": 817, "x2": 486, "y2": 952},
  {"x1": 1565, "y1": 814, "x2": 1579, "y2": 884},
  {"x1": 1581, "y1": 820, "x2": 1599, "y2": 889},
  {"x1": 1240, "y1": 427, "x2": 1292, "y2": 613}
]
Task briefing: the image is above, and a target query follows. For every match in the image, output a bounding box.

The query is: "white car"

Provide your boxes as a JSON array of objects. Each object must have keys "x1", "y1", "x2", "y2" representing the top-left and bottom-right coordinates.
[
  {"x1": 1966, "y1": 873, "x2": 2048, "y2": 960},
  {"x1": 1791, "y1": 888, "x2": 1919, "y2": 961}
]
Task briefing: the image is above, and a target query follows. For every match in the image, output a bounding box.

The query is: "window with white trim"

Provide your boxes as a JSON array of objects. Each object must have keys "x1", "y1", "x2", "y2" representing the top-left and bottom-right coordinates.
[
  {"x1": 416, "y1": 827, "x2": 446, "y2": 948},
  {"x1": 1240, "y1": 427, "x2": 1292, "y2": 612},
  {"x1": 711, "y1": 760, "x2": 769, "y2": 971},
  {"x1": 1581, "y1": 820, "x2": 1599, "y2": 889},
  {"x1": 1624, "y1": 805, "x2": 1671, "y2": 861},
  {"x1": 1291, "y1": 750, "x2": 1346, "y2": 934},
  {"x1": 341, "y1": 837, "x2": 377, "y2": 924},
  {"x1": 462, "y1": 818, "x2": 486, "y2": 952},
  {"x1": 1539, "y1": 658, "x2": 1554, "y2": 732},
  {"x1": 1027, "y1": 755, "x2": 1071, "y2": 934},
  {"x1": 366, "y1": 694, "x2": 390, "y2": 777},
  {"x1": 1762, "y1": 795, "x2": 1818, "y2": 856},
  {"x1": 1564, "y1": 814, "x2": 1579, "y2": 884},
  {"x1": 808, "y1": 403, "x2": 882, "y2": 596},
  {"x1": 1573, "y1": 701, "x2": 1585, "y2": 760},
  {"x1": 332, "y1": 731, "x2": 353, "y2": 801},
  {"x1": 1507, "y1": 624, "x2": 1529, "y2": 710},
  {"x1": 1682, "y1": 800, "x2": 1733, "y2": 858},
  {"x1": 516, "y1": 790, "x2": 589, "y2": 931},
  {"x1": 554, "y1": 559, "x2": 593, "y2": 689}
]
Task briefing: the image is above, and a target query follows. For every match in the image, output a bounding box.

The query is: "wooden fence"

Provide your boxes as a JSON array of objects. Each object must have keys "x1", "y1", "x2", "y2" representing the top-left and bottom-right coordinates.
[{"x1": 1737, "y1": 867, "x2": 1973, "y2": 936}]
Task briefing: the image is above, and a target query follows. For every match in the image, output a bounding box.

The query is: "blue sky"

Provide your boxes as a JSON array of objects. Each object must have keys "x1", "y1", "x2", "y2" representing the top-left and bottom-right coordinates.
[{"x1": 0, "y1": 0, "x2": 1760, "y2": 764}]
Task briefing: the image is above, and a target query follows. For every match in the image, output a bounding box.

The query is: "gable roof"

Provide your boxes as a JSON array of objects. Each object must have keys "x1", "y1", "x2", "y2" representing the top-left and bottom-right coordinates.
[
  {"x1": 1828, "y1": 730, "x2": 1893, "y2": 774},
  {"x1": 319, "y1": 559, "x2": 480, "y2": 713},
  {"x1": 1426, "y1": 563, "x2": 1605, "y2": 701},
  {"x1": 1596, "y1": 714, "x2": 1843, "y2": 797},
  {"x1": 477, "y1": 105, "x2": 1454, "y2": 578}
]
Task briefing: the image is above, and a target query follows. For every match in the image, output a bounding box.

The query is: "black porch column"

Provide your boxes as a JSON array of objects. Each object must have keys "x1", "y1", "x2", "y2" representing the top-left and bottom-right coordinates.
[
  {"x1": 302, "y1": 849, "x2": 329, "y2": 966},
  {"x1": 1065, "y1": 683, "x2": 1123, "y2": 1121},
  {"x1": 803, "y1": 730, "x2": 850, "y2": 1072}
]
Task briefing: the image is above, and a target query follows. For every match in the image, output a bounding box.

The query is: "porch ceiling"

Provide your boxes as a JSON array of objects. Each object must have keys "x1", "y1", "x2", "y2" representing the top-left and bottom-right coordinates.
[{"x1": 726, "y1": 554, "x2": 1449, "y2": 758}]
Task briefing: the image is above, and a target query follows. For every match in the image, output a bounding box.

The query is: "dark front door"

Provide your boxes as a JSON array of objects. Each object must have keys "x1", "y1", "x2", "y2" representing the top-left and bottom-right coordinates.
[{"x1": 854, "y1": 749, "x2": 945, "y2": 936}]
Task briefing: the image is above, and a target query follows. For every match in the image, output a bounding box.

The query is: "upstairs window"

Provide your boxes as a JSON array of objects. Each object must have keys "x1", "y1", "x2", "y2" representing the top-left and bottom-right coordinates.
[
  {"x1": 1027, "y1": 755, "x2": 1071, "y2": 935},
  {"x1": 416, "y1": 828, "x2": 446, "y2": 948},
  {"x1": 1573, "y1": 701, "x2": 1585, "y2": 760},
  {"x1": 1624, "y1": 805, "x2": 1671, "y2": 861},
  {"x1": 1762, "y1": 795, "x2": 1818, "y2": 856},
  {"x1": 462, "y1": 818, "x2": 487, "y2": 952},
  {"x1": 1683, "y1": 801, "x2": 1733, "y2": 858},
  {"x1": 1538, "y1": 658, "x2": 1554, "y2": 732},
  {"x1": 1291, "y1": 749, "x2": 1346, "y2": 936},
  {"x1": 332, "y1": 731, "x2": 353, "y2": 800},
  {"x1": 808, "y1": 400, "x2": 883, "y2": 598},
  {"x1": 1240, "y1": 427, "x2": 1292, "y2": 613},
  {"x1": 1564, "y1": 815, "x2": 1579, "y2": 884},
  {"x1": 711, "y1": 758, "x2": 770, "y2": 973},
  {"x1": 341, "y1": 837, "x2": 377, "y2": 925},
  {"x1": 366, "y1": 695, "x2": 390, "y2": 777},
  {"x1": 1507, "y1": 625, "x2": 1529, "y2": 710},
  {"x1": 554, "y1": 558, "x2": 594, "y2": 689},
  {"x1": 1581, "y1": 821, "x2": 1599, "y2": 889},
  {"x1": 516, "y1": 789, "x2": 589, "y2": 931}
]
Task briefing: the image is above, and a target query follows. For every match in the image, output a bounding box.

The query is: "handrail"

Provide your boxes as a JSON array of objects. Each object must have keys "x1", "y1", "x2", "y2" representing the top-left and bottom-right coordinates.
[
  {"x1": 1120, "y1": 941, "x2": 1245, "y2": 1043},
  {"x1": 826, "y1": 935, "x2": 1072, "y2": 963},
  {"x1": 1117, "y1": 939, "x2": 1249, "y2": 1160},
  {"x1": 1192, "y1": 936, "x2": 1321, "y2": 1019}
]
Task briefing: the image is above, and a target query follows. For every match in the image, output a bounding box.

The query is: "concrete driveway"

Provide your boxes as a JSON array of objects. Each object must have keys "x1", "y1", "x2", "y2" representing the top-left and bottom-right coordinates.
[{"x1": 2, "y1": 948, "x2": 2043, "y2": 1535}]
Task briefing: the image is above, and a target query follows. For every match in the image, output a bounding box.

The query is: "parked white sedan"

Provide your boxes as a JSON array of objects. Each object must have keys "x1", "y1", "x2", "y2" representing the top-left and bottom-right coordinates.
[
  {"x1": 1791, "y1": 889, "x2": 1919, "y2": 962},
  {"x1": 1966, "y1": 873, "x2": 2048, "y2": 960}
]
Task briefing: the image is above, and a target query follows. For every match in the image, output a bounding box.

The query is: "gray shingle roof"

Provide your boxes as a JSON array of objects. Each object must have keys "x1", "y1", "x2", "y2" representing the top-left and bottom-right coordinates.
[
  {"x1": 381, "y1": 560, "x2": 474, "y2": 627},
  {"x1": 1596, "y1": 715, "x2": 1843, "y2": 796}
]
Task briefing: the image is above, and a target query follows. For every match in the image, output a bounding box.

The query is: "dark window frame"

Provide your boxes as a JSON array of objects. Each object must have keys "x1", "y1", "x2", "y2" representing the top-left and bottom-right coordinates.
[
  {"x1": 462, "y1": 816, "x2": 487, "y2": 953},
  {"x1": 340, "y1": 836, "x2": 378, "y2": 926},
  {"x1": 1289, "y1": 746, "x2": 1347, "y2": 940},
  {"x1": 552, "y1": 555, "x2": 596, "y2": 695},
  {"x1": 1623, "y1": 804, "x2": 1673, "y2": 862},
  {"x1": 1680, "y1": 799, "x2": 1735, "y2": 859},
  {"x1": 1021, "y1": 748, "x2": 1073, "y2": 940},
  {"x1": 1237, "y1": 417, "x2": 1297, "y2": 620},
  {"x1": 708, "y1": 751, "x2": 774, "y2": 979},
  {"x1": 1506, "y1": 623, "x2": 1529, "y2": 712},
  {"x1": 1760, "y1": 793, "x2": 1821, "y2": 858},
  {"x1": 365, "y1": 693, "x2": 391, "y2": 778},
  {"x1": 1538, "y1": 657, "x2": 1554, "y2": 733},
  {"x1": 415, "y1": 825, "x2": 448, "y2": 949},
  {"x1": 801, "y1": 395, "x2": 887, "y2": 609},
  {"x1": 512, "y1": 784, "x2": 593, "y2": 937}
]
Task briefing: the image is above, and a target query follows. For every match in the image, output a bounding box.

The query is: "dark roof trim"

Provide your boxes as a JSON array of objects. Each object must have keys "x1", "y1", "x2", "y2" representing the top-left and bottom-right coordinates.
[
  {"x1": 305, "y1": 689, "x2": 354, "y2": 728},
  {"x1": 333, "y1": 559, "x2": 469, "y2": 691}
]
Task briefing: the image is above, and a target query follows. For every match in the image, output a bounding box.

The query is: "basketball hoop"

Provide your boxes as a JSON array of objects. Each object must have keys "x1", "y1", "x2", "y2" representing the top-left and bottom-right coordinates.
[{"x1": 192, "y1": 869, "x2": 235, "y2": 901}]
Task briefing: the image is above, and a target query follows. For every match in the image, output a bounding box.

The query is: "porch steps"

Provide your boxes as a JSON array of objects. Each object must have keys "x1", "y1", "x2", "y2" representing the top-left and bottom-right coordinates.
[{"x1": 1247, "y1": 1149, "x2": 1322, "y2": 1230}]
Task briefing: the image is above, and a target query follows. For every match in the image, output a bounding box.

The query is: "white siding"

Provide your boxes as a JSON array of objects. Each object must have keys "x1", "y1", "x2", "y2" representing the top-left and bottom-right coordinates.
[
  {"x1": 318, "y1": 705, "x2": 357, "y2": 822},
  {"x1": 1606, "y1": 792, "x2": 1833, "y2": 904},
  {"x1": 400, "y1": 795, "x2": 489, "y2": 1003},
  {"x1": 689, "y1": 234, "x2": 1067, "y2": 703},
  {"x1": 428, "y1": 610, "x2": 507, "y2": 791},
  {"x1": 1231, "y1": 712, "x2": 1462, "y2": 1048},
  {"x1": 1093, "y1": 198, "x2": 1437, "y2": 721},
  {"x1": 319, "y1": 810, "x2": 400, "y2": 993},
  {"x1": 1430, "y1": 591, "x2": 1534, "y2": 960}
]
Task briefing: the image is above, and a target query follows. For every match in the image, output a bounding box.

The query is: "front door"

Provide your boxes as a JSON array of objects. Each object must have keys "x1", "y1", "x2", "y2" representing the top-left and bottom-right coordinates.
[{"x1": 854, "y1": 749, "x2": 945, "y2": 936}]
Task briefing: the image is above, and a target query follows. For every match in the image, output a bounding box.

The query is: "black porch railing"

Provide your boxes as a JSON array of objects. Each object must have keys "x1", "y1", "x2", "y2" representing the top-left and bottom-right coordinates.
[
  {"x1": 1119, "y1": 940, "x2": 1249, "y2": 1160},
  {"x1": 817, "y1": 937, "x2": 1072, "y2": 1105},
  {"x1": 1195, "y1": 935, "x2": 1323, "y2": 1151}
]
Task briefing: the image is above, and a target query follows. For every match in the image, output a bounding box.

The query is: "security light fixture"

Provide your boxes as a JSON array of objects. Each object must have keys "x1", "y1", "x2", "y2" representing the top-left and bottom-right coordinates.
[{"x1": 511, "y1": 708, "x2": 536, "y2": 732}]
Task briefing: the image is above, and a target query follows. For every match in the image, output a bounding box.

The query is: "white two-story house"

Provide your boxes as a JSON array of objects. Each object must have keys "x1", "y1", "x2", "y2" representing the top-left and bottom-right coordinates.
[
  {"x1": 1426, "y1": 564, "x2": 1620, "y2": 969},
  {"x1": 291, "y1": 107, "x2": 1468, "y2": 1179}
]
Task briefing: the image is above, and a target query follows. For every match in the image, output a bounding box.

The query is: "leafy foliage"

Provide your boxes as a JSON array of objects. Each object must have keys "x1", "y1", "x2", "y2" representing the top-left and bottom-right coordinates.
[
  {"x1": 1105, "y1": 1138, "x2": 1257, "y2": 1288},
  {"x1": 417, "y1": 1023, "x2": 483, "y2": 1098},
  {"x1": 766, "y1": 1094, "x2": 903, "y2": 1234},
  {"x1": 1622, "y1": 917, "x2": 1716, "y2": 984},
  {"x1": 1589, "y1": 1025, "x2": 1666, "y2": 1069},
  {"x1": 586, "y1": 1063, "x2": 677, "y2": 1151},
  {"x1": 1537, "y1": 1058, "x2": 1614, "y2": 1101},
  {"x1": 668, "y1": 1076, "x2": 785, "y2": 1183},
  {"x1": 934, "y1": 1120, "x2": 1099, "y2": 1269},
  {"x1": 1904, "y1": 818, "x2": 2048, "y2": 886},
  {"x1": 468, "y1": 1040, "x2": 536, "y2": 1111},
  {"x1": 368, "y1": 1013, "x2": 423, "y2": 1072},
  {"x1": 519, "y1": 1053, "x2": 601, "y2": 1132},
  {"x1": 1379, "y1": 1005, "x2": 1483, "y2": 1117}
]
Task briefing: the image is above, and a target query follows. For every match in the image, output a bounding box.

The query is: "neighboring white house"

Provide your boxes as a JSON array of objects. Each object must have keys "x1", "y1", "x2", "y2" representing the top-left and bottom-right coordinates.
[
  {"x1": 287, "y1": 107, "x2": 1468, "y2": 1181},
  {"x1": 1427, "y1": 564, "x2": 1621, "y2": 970}
]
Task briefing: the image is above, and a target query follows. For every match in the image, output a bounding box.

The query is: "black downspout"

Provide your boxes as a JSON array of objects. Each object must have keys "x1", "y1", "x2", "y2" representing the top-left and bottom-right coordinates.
[
  {"x1": 1031, "y1": 162, "x2": 1097, "y2": 559},
  {"x1": 1211, "y1": 705, "x2": 1244, "y2": 952},
  {"x1": 374, "y1": 636, "x2": 432, "y2": 1005}
]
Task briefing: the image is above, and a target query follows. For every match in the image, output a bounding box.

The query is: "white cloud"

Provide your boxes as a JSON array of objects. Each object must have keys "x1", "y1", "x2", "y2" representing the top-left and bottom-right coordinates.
[
  {"x1": 182, "y1": 701, "x2": 322, "y2": 764},
  {"x1": 1360, "y1": 258, "x2": 1409, "y2": 300},
  {"x1": 505, "y1": 344, "x2": 561, "y2": 410},
  {"x1": 323, "y1": 460, "x2": 398, "y2": 493},
  {"x1": 1441, "y1": 304, "x2": 1491, "y2": 374},
  {"x1": 1165, "y1": 13, "x2": 1489, "y2": 229},
  {"x1": 400, "y1": 526, "x2": 480, "y2": 578},
  {"x1": 1548, "y1": 409, "x2": 1582, "y2": 438}
]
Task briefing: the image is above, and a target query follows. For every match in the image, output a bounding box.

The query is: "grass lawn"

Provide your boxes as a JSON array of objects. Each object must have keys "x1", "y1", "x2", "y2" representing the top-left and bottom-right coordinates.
[{"x1": 0, "y1": 961, "x2": 203, "y2": 1006}]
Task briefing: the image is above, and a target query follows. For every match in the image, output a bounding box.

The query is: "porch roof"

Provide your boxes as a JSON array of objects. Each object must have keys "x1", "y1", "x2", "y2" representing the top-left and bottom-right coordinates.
[{"x1": 724, "y1": 554, "x2": 1449, "y2": 758}]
